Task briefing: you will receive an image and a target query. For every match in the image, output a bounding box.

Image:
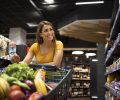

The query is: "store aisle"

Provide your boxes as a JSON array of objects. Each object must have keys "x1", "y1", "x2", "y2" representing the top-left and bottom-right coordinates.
[{"x1": 68, "y1": 97, "x2": 90, "y2": 100}]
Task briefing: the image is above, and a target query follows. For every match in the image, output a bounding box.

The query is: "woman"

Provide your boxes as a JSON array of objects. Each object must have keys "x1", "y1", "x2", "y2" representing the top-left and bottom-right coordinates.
[{"x1": 12, "y1": 21, "x2": 63, "y2": 68}]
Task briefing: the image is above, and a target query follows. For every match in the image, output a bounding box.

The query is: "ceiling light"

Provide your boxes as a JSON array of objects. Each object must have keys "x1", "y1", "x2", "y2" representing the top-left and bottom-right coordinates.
[
  {"x1": 85, "y1": 53, "x2": 96, "y2": 58},
  {"x1": 44, "y1": 0, "x2": 54, "y2": 4},
  {"x1": 92, "y1": 59, "x2": 98, "y2": 62},
  {"x1": 75, "y1": 56, "x2": 79, "y2": 61},
  {"x1": 97, "y1": 31, "x2": 106, "y2": 34},
  {"x1": 75, "y1": 1, "x2": 104, "y2": 5},
  {"x1": 72, "y1": 51, "x2": 84, "y2": 55},
  {"x1": 26, "y1": 23, "x2": 38, "y2": 27}
]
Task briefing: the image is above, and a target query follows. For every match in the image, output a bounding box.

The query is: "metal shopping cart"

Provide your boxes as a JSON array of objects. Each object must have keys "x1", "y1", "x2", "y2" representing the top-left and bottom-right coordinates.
[
  {"x1": 0, "y1": 60, "x2": 72, "y2": 100},
  {"x1": 29, "y1": 64, "x2": 72, "y2": 100}
]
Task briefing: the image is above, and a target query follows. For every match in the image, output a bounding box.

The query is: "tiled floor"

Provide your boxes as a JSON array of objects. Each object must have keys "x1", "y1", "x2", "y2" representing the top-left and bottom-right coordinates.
[{"x1": 68, "y1": 97, "x2": 90, "y2": 100}]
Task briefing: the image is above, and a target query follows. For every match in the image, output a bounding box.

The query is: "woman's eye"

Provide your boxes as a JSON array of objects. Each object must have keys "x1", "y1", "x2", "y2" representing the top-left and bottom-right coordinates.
[
  {"x1": 50, "y1": 28, "x2": 53, "y2": 31},
  {"x1": 44, "y1": 29, "x2": 48, "y2": 32},
  {"x1": 44, "y1": 28, "x2": 53, "y2": 32}
]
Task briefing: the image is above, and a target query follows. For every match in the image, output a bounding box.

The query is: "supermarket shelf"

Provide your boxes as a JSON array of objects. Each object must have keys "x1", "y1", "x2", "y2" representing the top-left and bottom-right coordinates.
[
  {"x1": 71, "y1": 87, "x2": 89, "y2": 89},
  {"x1": 105, "y1": 64, "x2": 120, "y2": 75},
  {"x1": 72, "y1": 78, "x2": 90, "y2": 81},
  {"x1": 105, "y1": 83, "x2": 117, "y2": 95},
  {"x1": 109, "y1": 87, "x2": 117, "y2": 96},
  {"x1": 105, "y1": 6, "x2": 120, "y2": 57},
  {"x1": 68, "y1": 97, "x2": 90, "y2": 100},
  {"x1": 105, "y1": 41, "x2": 120, "y2": 66},
  {"x1": 69, "y1": 94, "x2": 90, "y2": 98},
  {"x1": 71, "y1": 63, "x2": 89, "y2": 66},
  {"x1": 105, "y1": 83, "x2": 120, "y2": 99},
  {"x1": 105, "y1": 1, "x2": 120, "y2": 100},
  {"x1": 109, "y1": 7, "x2": 120, "y2": 40},
  {"x1": 74, "y1": 70, "x2": 89, "y2": 73},
  {"x1": 70, "y1": 64, "x2": 90, "y2": 98},
  {"x1": 117, "y1": 91, "x2": 120, "y2": 99},
  {"x1": 105, "y1": 95, "x2": 113, "y2": 100},
  {"x1": 105, "y1": 83, "x2": 110, "y2": 90}
]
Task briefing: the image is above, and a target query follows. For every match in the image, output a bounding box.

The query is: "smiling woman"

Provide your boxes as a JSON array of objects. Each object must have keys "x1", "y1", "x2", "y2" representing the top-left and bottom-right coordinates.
[{"x1": 11, "y1": 20, "x2": 64, "y2": 68}]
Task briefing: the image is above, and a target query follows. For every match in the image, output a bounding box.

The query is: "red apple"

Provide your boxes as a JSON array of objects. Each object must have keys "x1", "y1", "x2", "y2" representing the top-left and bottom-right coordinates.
[
  {"x1": 9, "y1": 85, "x2": 21, "y2": 93},
  {"x1": 8, "y1": 90, "x2": 26, "y2": 100},
  {"x1": 28, "y1": 92, "x2": 43, "y2": 100}
]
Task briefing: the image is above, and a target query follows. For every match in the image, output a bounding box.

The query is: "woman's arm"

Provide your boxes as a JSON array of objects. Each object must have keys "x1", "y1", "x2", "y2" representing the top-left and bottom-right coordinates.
[
  {"x1": 11, "y1": 51, "x2": 34, "y2": 64},
  {"x1": 10, "y1": 53, "x2": 20, "y2": 63},
  {"x1": 23, "y1": 51, "x2": 34, "y2": 64},
  {"x1": 44, "y1": 49, "x2": 63, "y2": 68}
]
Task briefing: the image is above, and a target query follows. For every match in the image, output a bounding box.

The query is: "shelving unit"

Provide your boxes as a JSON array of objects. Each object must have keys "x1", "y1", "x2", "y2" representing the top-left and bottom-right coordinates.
[
  {"x1": 69, "y1": 64, "x2": 90, "y2": 98},
  {"x1": 105, "y1": 0, "x2": 120, "y2": 100}
]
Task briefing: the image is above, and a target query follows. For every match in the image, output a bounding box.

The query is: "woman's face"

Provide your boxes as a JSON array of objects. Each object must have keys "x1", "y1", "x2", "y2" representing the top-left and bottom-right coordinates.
[{"x1": 41, "y1": 24, "x2": 54, "y2": 41}]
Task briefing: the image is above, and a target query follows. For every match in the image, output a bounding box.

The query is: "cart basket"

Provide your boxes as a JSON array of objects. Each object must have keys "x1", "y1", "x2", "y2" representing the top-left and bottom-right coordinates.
[
  {"x1": 29, "y1": 64, "x2": 72, "y2": 100},
  {"x1": 0, "y1": 61, "x2": 72, "y2": 100}
]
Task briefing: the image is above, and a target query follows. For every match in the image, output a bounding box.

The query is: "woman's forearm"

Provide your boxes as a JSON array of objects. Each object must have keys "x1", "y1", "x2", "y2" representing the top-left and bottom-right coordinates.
[{"x1": 43, "y1": 62, "x2": 60, "y2": 68}]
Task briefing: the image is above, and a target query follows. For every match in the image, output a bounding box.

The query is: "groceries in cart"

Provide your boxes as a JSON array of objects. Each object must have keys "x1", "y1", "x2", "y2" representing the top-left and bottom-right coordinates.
[{"x1": 0, "y1": 63, "x2": 65, "y2": 100}]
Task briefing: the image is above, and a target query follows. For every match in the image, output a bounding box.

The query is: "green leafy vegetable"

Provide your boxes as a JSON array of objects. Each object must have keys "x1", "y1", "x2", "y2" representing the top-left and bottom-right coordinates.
[{"x1": 2, "y1": 63, "x2": 34, "y2": 81}]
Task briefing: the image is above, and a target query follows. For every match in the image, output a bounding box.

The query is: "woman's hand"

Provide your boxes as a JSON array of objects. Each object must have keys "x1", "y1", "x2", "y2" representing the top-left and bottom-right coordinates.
[{"x1": 10, "y1": 54, "x2": 20, "y2": 63}]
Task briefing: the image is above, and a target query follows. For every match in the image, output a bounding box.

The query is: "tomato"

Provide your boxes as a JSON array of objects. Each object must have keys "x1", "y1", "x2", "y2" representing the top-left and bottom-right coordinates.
[
  {"x1": 28, "y1": 92, "x2": 43, "y2": 100},
  {"x1": 8, "y1": 90, "x2": 26, "y2": 100},
  {"x1": 9, "y1": 85, "x2": 21, "y2": 92}
]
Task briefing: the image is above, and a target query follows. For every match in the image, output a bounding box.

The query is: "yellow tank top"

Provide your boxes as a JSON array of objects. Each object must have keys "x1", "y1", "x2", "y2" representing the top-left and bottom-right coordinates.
[{"x1": 29, "y1": 40, "x2": 63, "y2": 64}]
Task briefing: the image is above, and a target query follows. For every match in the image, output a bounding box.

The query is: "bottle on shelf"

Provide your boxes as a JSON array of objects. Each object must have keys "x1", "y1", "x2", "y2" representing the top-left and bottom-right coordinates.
[{"x1": 9, "y1": 41, "x2": 16, "y2": 55}]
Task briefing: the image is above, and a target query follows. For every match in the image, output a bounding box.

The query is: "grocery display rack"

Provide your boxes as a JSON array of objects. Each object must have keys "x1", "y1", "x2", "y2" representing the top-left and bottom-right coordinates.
[
  {"x1": 69, "y1": 64, "x2": 90, "y2": 98},
  {"x1": 0, "y1": 60, "x2": 72, "y2": 100},
  {"x1": 104, "y1": 0, "x2": 120, "y2": 99}
]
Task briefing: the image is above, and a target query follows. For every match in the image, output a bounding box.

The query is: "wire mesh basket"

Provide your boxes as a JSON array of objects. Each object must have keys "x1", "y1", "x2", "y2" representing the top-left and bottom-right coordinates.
[{"x1": 29, "y1": 64, "x2": 72, "y2": 100}]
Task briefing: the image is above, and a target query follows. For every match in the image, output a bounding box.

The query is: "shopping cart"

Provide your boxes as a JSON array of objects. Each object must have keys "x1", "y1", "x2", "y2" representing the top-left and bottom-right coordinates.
[
  {"x1": 29, "y1": 64, "x2": 72, "y2": 100},
  {"x1": 0, "y1": 60, "x2": 72, "y2": 100}
]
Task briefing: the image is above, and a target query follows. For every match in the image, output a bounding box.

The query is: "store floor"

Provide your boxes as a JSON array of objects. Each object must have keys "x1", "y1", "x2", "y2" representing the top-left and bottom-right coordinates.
[{"x1": 68, "y1": 97, "x2": 90, "y2": 100}]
